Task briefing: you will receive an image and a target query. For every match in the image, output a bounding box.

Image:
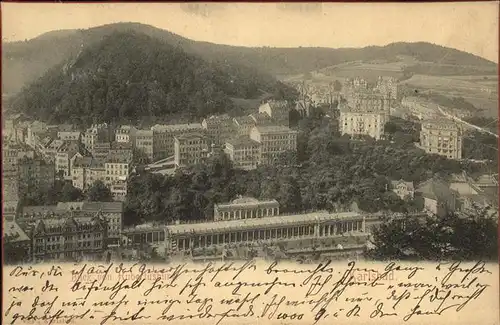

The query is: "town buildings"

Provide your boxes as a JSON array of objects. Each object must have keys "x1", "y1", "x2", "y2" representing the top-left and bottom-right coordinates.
[
  {"x1": 419, "y1": 118, "x2": 462, "y2": 160},
  {"x1": 174, "y1": 133, "x2": 210, "y2": 169},
  {"x1": 151, "y1": 123, "x2": 203, "y2": 160},
  {"x1": 115, "y1": 125, "x2": 137, "y2": 144},
  {"x1": 213, "y1": 196, "x2": 280, "y2": 221},
  {"x1": 82, "y1": 123, "x2": 112, "y2": 152},
  {"x1": 249, "y1": 125, "x2": 298, "y2": 165},
  {"x1": 18, "y1": 156, "x2": 55, "y2": 192},
  {"x1": 224, "y1": 136, "x2": 261, "y2": 170},
  {"x1": 339, "y1": 102, "x2": 388, "y2": 140}
]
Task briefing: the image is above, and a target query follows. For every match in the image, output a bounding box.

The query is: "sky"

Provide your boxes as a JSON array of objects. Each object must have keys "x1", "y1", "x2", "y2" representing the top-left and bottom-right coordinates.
[{"x1": 2, "y1": 2, "x2": 498, "y2": 62}]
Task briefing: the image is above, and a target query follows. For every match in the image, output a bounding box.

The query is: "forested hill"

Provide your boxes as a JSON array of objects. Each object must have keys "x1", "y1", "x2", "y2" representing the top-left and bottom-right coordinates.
[
  {"x1": 8, "y1": 31, "x2": 294, "y2": 126},
  {"x1": 3, "y1": 22, "x2": 496, "y2": 94}
]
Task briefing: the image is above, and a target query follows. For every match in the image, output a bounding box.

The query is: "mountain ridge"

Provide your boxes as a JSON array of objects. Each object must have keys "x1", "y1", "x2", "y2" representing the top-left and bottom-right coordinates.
[
  {"x1": 8, "y1": 31, "x2": 296, "y2": 126},
  {"x1": 3, "y1": 22, "x2": 496, "y2": 95}
]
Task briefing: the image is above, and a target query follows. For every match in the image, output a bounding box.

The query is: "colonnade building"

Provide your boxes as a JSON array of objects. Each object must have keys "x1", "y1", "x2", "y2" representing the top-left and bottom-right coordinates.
[
  {"x1": 213, "y1": 197, "x2": 280, "y2": 221},
  {"x1": 165, "y1": 211, "x2": 366, "y2": 252}
]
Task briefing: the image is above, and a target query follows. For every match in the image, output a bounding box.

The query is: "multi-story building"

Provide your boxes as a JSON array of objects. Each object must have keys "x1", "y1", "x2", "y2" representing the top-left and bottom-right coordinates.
[
  {"x1": 224, "y1": 136, "x2": 261, "y2": 170},
  {"x1": 419, "y1": 119, "x2": 462, "y2": 160},
  {"x1": 104, "y1": 154, "x2": 132, "y2": 186},
  {"x1": 41, "y1": 139, "x2": 65, "y2": 163},
  {"x1": 31, "y1": 213, "x2": 108, "y2": 262},
  {"x1": 4, "y1": 220, "x2": 31, "y2": 263},
  {"x1": 91, "y1": 142, "x2": 112, "y2": 160},
  {"x1": 109, "y1": 142, "x2": 133, "y2": 161},
  {"x1": 110, "y1": 181, "x2": 128, "y2": 202},
  {"x1": 54, "y1": 201, "x2": 123, "y2": 246},
  {"x1": 135, "y1": 129, "x2": 154, "y2": 162},
  {"x1": 258, "y1": 100, "x2": 290, "y2": 127},
  {"x1": 2, "y1": 142, "x2": 36, "y2": 168},
  {"x1": 151, "y1": 123, "x2": 203, "y2": 160},
  {"x1": 71, "y1": 157, "x2": 105, "y2": 190},
  {"x1": 174, "y1": 133, "x2": 210, "y2": 169},
  {"x1": 202, "y1": 115, "x2": 235, "y2": 146},
  {"x1": 18, "y1": 156, "x2": 55, "y2": 192},
  {"x1": 213, "y1": 196, "x2": 280, "y2": 221},
  {"x1": 249, "y1": 125, "x2": 298, "y2": 165},
  {"x1": 26, "y1": 121, "x2": 49, "y2": 150},
  {"x1": 233, "y1": 116, "x2": 256, "y2": 136},
  {"x1": 115, "y1": 125, "x2": 137, "y2": 144},
  {"x1": 376, "y1": 76, "x2": 398, "y2": 100},
  {"x1": 82, "y1": 123, "x2": 110, "y2": 152},
  {"x1": 339, "y1": 103, "x2": 388, "y2": 140},
  {"x1": 55, "y1": 141, "x2": 87, "y2": 179}
]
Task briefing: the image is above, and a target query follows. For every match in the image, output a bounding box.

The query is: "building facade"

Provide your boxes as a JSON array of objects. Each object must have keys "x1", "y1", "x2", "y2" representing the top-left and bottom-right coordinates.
[
  {"x1": 224, "y1": 136, "x2": 261, "y2": 170},
  {"x1": 151, "y1": 123, "x2": 203, "y2": 160},
  {"x1": 31, "y1": 214, "x2": 108, "y2": 263},
  {"x1": 202, "y1": 115, "x2": 235, "y2": 146},
  {"x1": 174, "y1": 133, "x2": 210, "y2": 168},
  {"x1": 339, "y1": 103, "x2": 388, "y2": 140},
  {"x1": 135, "y1": 130, "x2": 154, "y2": 162},
  {"x1": 249, "y1": 125, "x2": 298, "y2": 165},
  {"x1": 420, "y1": 119, "x2": 462, "y2": 160}
]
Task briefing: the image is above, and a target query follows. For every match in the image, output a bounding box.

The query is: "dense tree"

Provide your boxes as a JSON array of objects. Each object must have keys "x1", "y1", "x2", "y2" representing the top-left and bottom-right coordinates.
[
  {"x1": 86, "y1": 180, "x2": 113, "y2": 202},
  {"x1": 20, "y1": 180, "x2": 83, "y2": 206},
  {"x1": 11, "y1": 31, "x2": 295, "y2": 125},
  {"x1": 367, "y1": 210, "x2": 498, "y2": 261}
]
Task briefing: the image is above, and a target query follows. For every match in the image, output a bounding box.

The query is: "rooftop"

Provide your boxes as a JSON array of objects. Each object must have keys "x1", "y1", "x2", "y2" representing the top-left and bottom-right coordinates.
[
  {"x1": 3, "y1": 220, "x2": 30, "y2": 242},
  {"x1": 233, "y1": 116, "x2": 255, "y2": 126},
  {"x1": 175, "y1": 133, "x2": 207, "y2": 141},
  {"x1": 215, "y1": 196, "x2": 279, "y2": 210},
  {"x1": 253, "y1": 125, "x2": 297, "y2": 134},
  {"x1": 151, "y1": 123, "x2": 203, "y2": 132},
  {"x1": 166, "y1": 211, "x2": 361, "y2": 235},
  {"x1": 416, "y1": 178, "x2": 457, "y2": 202},
  {"x1": 225, "y1": 136, "x2": 260, "y2": 148},
  {"x1": 421, "y1": 118, "x2": 460, "y2": 131}
]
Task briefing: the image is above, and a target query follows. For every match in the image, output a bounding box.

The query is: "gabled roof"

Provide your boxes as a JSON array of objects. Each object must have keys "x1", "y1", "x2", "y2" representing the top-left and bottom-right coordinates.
[{"x1": 416, "y1": 178, "x2": 456, "y2": 202}]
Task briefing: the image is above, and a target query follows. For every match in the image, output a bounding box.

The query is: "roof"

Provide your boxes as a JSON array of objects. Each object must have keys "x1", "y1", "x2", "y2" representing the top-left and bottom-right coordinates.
[
  {"x1": 215, "y1": 196, "x2": 279, "y2": 210},
  {"x1": 249, "y1": 113, "x2": 273, "y2": 125},
  {"x1": 22, "y1": 205, "x2": 59, "y2": 215},
  {"x1": 136, "y1": 129, "x2": 154, "y2": 136},
  {"x1": 106, "y1": 153, "x2": 132, "y2": 164},
  {"x1": 167, "y1": 211, "x2": 361, "y2": 235},
  {"x1": 55, "y1": 201, "x2": 124, "y2": 213},
  {"x1": 416, "y1": 178, "x2": 456, "y2": 202},
  {"x1": 202, "y1": 115, "x2": 232, "y2": 126},
  {"x1": 253, "y1": 125, "x2": 297, "y2": 134},
  {"x1": 73, "y1": 156, "x2": 94, "y2": 168},
  {"x1": 421, "y1": 118, "x2": 459, "y2": 131},
  {"x1": 391, "y1": 179, "x2": 414, "y2": 190},
  {"x1": 225, "y1": 136, "x2": 260, "y2": 148},
  {"x1": 175, "y1": 133, "x2": 207, "y2": 141},
  {"x1": 233, "y1": 116, "x2": 255, "y2": 126},
  {"x1": 151, "y1": 123, "x2": 203, "y2": 132},
  {"x1": 3, "y1": 220, "x2": 30, "y2": 242}
]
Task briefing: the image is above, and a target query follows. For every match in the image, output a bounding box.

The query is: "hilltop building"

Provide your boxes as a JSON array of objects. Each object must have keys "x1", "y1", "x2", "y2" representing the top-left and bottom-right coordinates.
[{"x1": 339, "y1": 102, "x2": 388, "y2": 140}]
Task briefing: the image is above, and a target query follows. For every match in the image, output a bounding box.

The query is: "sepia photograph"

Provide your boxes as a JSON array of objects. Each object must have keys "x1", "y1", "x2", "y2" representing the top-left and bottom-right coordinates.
[{"x1": 2, "y1": 2, "x2": 499, "y2": 325}]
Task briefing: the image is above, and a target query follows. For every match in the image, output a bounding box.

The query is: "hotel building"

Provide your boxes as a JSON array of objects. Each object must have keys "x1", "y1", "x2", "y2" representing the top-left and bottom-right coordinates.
[
  {"x1": 258, "y1": 100, "x2": 290, "y2": 127},
  {"x1": 339, "y1": 103, "x2": 388, "y2": 140},
  {"x1": 174, "y1": 133, "x2": 209, "y2": 169},
  {"x1": 202, "y1": 115, "x2": 236, "y2": 146},
  {"x1": 30, "y1": 214, "x2": 108, "y2": 263},
  {"x1": 419, "y1": 119, "x2": 462, "y2": 160},
  {"x1": 151, "y1": 123, "x2": 203, "y2": 160},
  {"x1": 224, "y1": 136, "x2": 261, "y2": 170},
  {"x1": 249, "y1": 125, "x2": 298, "y2": 165}
]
